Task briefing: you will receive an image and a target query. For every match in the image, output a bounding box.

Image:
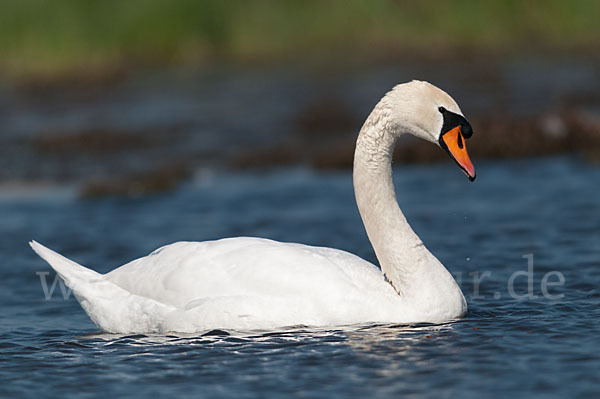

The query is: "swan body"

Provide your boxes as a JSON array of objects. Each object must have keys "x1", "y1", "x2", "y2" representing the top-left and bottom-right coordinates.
[{"x1": 31, "y1": 80, "x2": 476, "y2": 333}]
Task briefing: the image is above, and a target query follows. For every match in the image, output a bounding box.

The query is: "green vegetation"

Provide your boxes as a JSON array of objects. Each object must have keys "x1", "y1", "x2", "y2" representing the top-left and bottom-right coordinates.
[{"x1": 1, "y1": 0, "x2": 599, "y2": 77}]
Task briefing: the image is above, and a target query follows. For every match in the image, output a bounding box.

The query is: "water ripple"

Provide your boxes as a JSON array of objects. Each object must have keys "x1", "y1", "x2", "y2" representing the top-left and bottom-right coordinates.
[{"x1": 1, "y1": 157, "x2": 599, "y2": 398}]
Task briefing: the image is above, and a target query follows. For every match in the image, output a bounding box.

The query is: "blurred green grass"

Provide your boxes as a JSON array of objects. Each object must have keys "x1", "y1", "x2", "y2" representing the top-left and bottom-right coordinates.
[{"x1": 1, "y1": 0, "x2": 599, "y2": 77}]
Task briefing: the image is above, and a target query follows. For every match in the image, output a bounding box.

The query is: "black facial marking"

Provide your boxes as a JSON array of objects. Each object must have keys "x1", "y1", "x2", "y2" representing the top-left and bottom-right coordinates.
[
  {"x1": 438, "y1": 107, "x2": 475, "y2": 181},
  {"x1": 438, "y1": 107, "x2": 473, "y2": 139}
]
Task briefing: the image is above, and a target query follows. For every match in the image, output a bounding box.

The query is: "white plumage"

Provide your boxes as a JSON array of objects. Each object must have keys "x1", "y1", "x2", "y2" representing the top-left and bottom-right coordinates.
[
  {"x1": 32, "y1": 238, "x2": 412, "y2": 332},
  {"x1": 31, "y1": 81, "x2": 472, "y2": 333}
]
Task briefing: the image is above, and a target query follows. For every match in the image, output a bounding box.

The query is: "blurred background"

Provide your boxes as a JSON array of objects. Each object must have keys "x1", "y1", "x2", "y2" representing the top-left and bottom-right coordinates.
[
  {"x1": 2, "y1": 3, "x2": 600, "y2": 397},
  {"x1": 1, "y1": 0, "x2": 599, "y2": 197}
]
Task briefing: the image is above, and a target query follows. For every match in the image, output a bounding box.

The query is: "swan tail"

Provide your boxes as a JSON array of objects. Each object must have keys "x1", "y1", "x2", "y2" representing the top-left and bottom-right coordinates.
[
  {"x1": 30, "y1": 241, "x2": 174, "y2": 333},
  {"x1": 30, "y1": 240, "x2": 102, "y2": 285}
]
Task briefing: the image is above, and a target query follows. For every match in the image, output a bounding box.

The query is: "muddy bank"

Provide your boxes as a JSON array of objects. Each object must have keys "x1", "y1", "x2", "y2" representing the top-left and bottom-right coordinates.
[
  {"x1": 1, "y1": 56, "x2": 599, "y2": 197},
  {"x1": 233, "y1": 106, "x2": 600, "y2": 170}
]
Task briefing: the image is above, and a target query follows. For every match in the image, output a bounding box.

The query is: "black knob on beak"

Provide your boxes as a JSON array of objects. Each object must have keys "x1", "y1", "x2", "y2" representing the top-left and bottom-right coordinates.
[
  {"x1": 461, "y1": 120, "x2": 473, "y2": 139},
  {"x1": 439, "y1": 106, "x2": 473, "y2": 139}
]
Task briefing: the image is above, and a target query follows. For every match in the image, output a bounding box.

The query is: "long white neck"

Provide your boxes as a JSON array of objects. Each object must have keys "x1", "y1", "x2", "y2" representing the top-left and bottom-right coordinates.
[{"x1": 353, "y1": 102, "x2": 432, "y2": 295}]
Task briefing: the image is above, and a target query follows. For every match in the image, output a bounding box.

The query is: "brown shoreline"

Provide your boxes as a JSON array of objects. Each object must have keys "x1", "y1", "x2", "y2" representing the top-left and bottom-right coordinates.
[{"x1": 2, "y1": 54, "x2": 599, "y2": 198}]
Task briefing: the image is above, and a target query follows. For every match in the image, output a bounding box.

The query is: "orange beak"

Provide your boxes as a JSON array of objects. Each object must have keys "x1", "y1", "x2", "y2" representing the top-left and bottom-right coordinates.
[{"x1": 441, "y1": 126, "x2": 476, "y2": 181}]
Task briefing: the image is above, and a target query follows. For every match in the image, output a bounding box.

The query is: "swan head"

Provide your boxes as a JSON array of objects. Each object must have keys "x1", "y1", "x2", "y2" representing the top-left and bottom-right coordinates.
[{"x1": 384, "y1": 80, "x2": 476, "y2": 181}]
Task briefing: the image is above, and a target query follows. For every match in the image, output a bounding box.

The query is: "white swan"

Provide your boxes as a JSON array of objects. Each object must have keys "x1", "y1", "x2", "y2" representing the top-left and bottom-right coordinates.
[{"x1": 31, "y1": 80, "x2": 476, "y2": 333}]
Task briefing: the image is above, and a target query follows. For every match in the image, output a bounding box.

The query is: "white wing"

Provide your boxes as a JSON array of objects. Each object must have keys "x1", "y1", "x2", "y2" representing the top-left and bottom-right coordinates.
[{"x1": 33, "y1": 238, "x2": 408, "y2": 333}]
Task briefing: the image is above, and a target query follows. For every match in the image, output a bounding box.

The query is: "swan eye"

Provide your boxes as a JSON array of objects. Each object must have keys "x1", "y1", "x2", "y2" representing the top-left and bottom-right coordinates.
[{"x1": 438, "y1": 106, "x2": 446, "y2": 113}]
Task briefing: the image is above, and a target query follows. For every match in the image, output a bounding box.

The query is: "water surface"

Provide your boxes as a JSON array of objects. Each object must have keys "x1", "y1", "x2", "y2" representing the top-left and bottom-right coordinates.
[{"x1": 1, "y1": 156, "x2": 599, "y2": 398}]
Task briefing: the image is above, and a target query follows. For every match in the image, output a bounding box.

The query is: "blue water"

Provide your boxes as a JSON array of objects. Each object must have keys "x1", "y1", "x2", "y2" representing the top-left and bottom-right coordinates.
[{"x1": 1, "y1": 156, "x2": 599, "y2": 398}]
